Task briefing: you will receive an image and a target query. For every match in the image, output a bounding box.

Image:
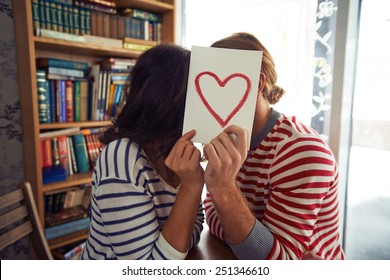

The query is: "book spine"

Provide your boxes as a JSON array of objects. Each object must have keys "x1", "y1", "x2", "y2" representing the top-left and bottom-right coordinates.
[
  {"x1": 47, "y1": 67, "x2": 84, "y2": 78},
  {"x1": 50, "y1": 0, "x2": 58, "y2": 32},
  {"x1": 88, "y1": 80, "x2": 93, "y2": 120},
  {"x1": 46, "y1": 210, "x2": 88, "y2": 228},
  {"x1": 56, "y1": 2, "x2": 63, "y2": 32},
  {"x1": 63, "y1": 189, "x2": 76, "y2": 209},
  {"x1": 130, "y1": 9, "x2": 162, "y2": 23},
  {"x1": 45, "y1": 193, "x2": 54, "y2": 214},
  {"x1": 72, "y1": 133, "x2": 90, "y2": 173},
  {"x1": 38, "y1": 58, "x2": 89, "y2": 71},
  {"x1": 96, "y1": 12, "x2": 103, "y2": 37},
  {"x1": 110, "y1": 14, "x2": 118, "y2": 39},
  {"x1": 79, "y1": 7, "x2": 86, "y2": 35},
  {"x1": 123, "y1": 42, "x2": 152, "y2": 51},
  {"x1": 44, "y1": 79, "x2": 51, "y2": 123},
  {"x1": 61, "y1": 80, "x2": 66, "y2": 122},
  {"x1": 111, "y1": 84, "x2": 122, "y2": 118},
  {"x1": 73, "y1": 6, "x2": 80, "y2": 35},
  {"x1": 85, "y1": 8, "x2": 91, "y2": 35},
  {"x1": 38, "y1": 0, "x2": 46, "y2": 30},
  {"x1": 45, "y1": 217, "x2": 90, "y2": 240},
  {"x1": 116, "y1": 15, "x2": 124, "y2": 39},
  {"x1": 41, "y1": 138, "x2": 53, "y2": 167},
  {"x1": 36, "y1": 70, "x2": 50, "y2": 124},
  {"x1": 32, "y1": 0, "x2": 41, "y2": 30},
  {"x1": 68, "y1": 136, "x2": 78, "y2": 173},
  {"x1": 36, "y1": 28, "x2": 86, "y2": 43},
  {"x1": 49, "y1": 80, "x2": 56, "y2": 122},
  {"x1": 57, "y1": 135, "x2": 69, "y2": 174},
  {"x1": 79, "y1": 81, "x2": 89, "y2": 121},
  {"x1": 44, "y1": 0, "x2": 52, "y2": 30},
  {"x1": 89, "y1": 64, "x2": 100, "y2": 121},
  {"x1": 103, "y1": 13, "x2": 110, "y2": 38},
  {"x1": 73, "y1": 80, "x2": 81, "y2": 121},
  {"x1": 62, "y1": 3, "x2": 70, "y2": 33},
  {"x1": 65, "y1": 80, "x2": 73, "y2": 122},
  {"x1": 52, "y1": 137, "x2": 60, "y2": 166},
  {"x1": 66, "y1": 136, "x2": 75, "y2": 174},
  {"x1": 52, "y1": 192, "x2": 62, "y2": 213}
]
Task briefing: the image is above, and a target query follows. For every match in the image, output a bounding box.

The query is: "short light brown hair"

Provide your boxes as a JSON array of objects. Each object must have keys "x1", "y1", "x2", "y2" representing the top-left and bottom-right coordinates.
[{"x1": 211, "y1": 32, "x2": 285, "y2": 104}]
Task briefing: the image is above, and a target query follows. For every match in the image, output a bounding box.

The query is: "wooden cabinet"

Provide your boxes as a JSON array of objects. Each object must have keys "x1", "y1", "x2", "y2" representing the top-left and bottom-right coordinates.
[{"x1": 13, "y1": 0, "x2": 175, "y2": 250}]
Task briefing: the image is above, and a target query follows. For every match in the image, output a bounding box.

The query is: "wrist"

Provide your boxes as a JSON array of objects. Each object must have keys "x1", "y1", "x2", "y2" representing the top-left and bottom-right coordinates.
[
  {"x1": 207, "y1": 182, "x2": 237, "y2": 198},
  {"x1": 179, "y1": 182, "x2": 203, "y2": 196}
]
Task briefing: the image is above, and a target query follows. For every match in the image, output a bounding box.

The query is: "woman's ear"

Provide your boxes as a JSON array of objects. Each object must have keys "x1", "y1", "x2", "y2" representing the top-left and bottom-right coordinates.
[{"x1": 258, "y1": 73, "x2": 265, "y2": 94}]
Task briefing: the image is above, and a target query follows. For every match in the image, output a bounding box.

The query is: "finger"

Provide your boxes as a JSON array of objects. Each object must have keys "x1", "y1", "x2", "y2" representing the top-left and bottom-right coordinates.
[
  {"x1": 224, "y1": 125, "x2": 248, "y2": 156},
  {"x1": 182, "y1": 143, "x2": 196, "y2": 161},
  {"x1": 180, "y1": 129, "x2": 196, "y2": 142},
  {"x1": 217, "y1": 132, "x2": 236, "y2": 151},
  {"x1": 203, "y1": 143, "x2": 220, "y2": 164},
  {"x1": 210, "y1": 137, "x2": 229, "y2": 159},
  {"x1": 189, "y1": 147, "x2": 201, "y2": 163}
]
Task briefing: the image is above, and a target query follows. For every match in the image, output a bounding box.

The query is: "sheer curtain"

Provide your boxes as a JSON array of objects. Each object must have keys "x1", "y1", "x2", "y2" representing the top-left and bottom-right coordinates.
[{"x1": 181, "y1": 0, "x2": 318, "y2": 125}]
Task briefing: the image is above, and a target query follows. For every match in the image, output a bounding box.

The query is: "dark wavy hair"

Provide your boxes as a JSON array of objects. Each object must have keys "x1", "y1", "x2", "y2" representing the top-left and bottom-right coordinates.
[{"x1": 100, "y1": 44, "x2": 191, "y2": 159}]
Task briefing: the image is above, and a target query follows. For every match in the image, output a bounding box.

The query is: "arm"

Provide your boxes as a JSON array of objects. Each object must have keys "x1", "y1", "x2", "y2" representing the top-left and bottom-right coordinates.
[
  {"x1": 205, "y1": 130, "x2": 338, "y2": 259},
  {"x1": 204, "y1": 125, "x2": 256, "y2": 245},
  {"x1": 95, "y1": 131, "x2": 204, "y2": 259},
  {"x1": 163, "y1": 130, "x2": 204, "y2": 253},
  {"x1": 189, "y1": 200, "x2": 205, "y2": 249},
  {"x1": 261, "y1": 136, "x2": 338, "y2": 259}
]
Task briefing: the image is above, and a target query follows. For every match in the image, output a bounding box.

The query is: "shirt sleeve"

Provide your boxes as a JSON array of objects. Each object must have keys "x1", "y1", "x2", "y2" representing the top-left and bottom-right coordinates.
[{"x1": 263, "y1": 136, "x2": 338, "y2": 259}]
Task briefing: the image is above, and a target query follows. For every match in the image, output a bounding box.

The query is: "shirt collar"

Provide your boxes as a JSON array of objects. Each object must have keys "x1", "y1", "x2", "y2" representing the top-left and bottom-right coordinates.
[{"x1": 250, "y1": 108, "x2": 281, "y2": 150}]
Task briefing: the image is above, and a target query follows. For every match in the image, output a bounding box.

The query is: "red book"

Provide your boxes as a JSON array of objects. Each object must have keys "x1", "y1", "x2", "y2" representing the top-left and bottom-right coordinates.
[
  {"x1": 41, "y1": 139, "x2": 53, "y2": 168},
  {"x1": 57, "y1": 135, "x2": 69, "y2": 174},
  {"x1": 65, "y1": 80, "x2": 74, "y2": 122}
]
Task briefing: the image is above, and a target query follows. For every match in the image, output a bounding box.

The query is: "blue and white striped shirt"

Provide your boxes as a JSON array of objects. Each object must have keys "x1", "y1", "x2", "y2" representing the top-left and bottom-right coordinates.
[{"x1": 80, "y1": 138, "x2": 204, "y2": 260}]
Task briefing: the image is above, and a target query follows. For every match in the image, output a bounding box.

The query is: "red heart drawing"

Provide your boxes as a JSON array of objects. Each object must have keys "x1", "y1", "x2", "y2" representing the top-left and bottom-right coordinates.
[{"x1": 195, "y1": 71, "x2": 252, "y2": 128}]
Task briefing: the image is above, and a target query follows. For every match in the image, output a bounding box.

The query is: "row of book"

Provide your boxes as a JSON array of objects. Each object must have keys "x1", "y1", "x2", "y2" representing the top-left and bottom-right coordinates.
[
  {"x1": 32, "y1": 0, "x2": 162, "y2": 42},
  {"x1": 44, "y1": 184, "x2": 91, "y2": 240},
  {"x1": 36, "y1": 57, "x2": 135, "y2": 123},
  {"x1": 45, "y1": 184, "x2": 90, "y2": 215},
  {"x1": 40, "y1": 127, "x2": 102, "y2": 183}
]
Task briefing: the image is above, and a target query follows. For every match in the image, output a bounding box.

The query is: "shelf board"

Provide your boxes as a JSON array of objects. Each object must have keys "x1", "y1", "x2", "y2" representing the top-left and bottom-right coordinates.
[
  {"x1": 116, "y1": 0, "x2": 174, "y2": 13},
  {"x1": 34, "y1": 36, "x2": 143, "y2": 58},
  {"x1": 40, "y1": 121, "x2": 111, "y2": 130},
  {"x1": 43, "y1": 172, "x2": 93, "y2": 193},
  {"x1": 48, "y1": 228, "x2": 89, "y2": 250}
]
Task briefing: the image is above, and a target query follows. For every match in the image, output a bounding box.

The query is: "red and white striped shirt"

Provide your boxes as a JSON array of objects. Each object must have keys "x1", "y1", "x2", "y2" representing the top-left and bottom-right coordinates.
[{"x1": 204, "y1": 111, "x2": 345, "y2": 259}]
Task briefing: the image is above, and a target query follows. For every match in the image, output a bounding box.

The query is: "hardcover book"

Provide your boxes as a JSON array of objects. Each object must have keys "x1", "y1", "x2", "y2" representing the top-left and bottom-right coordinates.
[
  {"x1": 37, "y1": 57, "x2": 89, "y2": 71},
  {"x1": 72, "y1": 133, "x2": 90, "y2": 173}
]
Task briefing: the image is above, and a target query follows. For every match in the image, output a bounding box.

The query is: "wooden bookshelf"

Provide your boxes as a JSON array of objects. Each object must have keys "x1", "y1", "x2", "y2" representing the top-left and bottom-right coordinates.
[
  {"x1": 48, "y1": 229, "x2": 89, "y2": 250},
  {"x1": 40, "y1": 121, "x2": 111, "y2": 130},
  {"x1": 13, "y1": 0, "x2": 176, "y2": 251},
  {"x1": 34, "y1": 37, "x2": 144, "y2": 58}
]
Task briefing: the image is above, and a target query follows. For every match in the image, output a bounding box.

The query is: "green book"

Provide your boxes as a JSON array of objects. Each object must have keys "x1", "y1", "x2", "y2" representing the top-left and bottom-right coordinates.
[
  {"x1": 56, "y1": 3, "x2": 64, "y2": 33},
  {"x1": 50, "y1": 0, "x2": 58, "y2": 32},
  {"x1": 72, "y1": 133, "x2": 90, "y2": 173},
  {"x1": 73, "y1": 80, "x2": 81, "y2": 121},
  {"x1": 31, "y1": 0, "x2": 40, "y2": 30},
  {"x1": 38, "y1": 0, "x2": 46, "y2": 30}
]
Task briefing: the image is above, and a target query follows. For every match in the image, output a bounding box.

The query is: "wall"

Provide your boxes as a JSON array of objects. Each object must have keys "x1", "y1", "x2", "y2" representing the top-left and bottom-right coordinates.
[{"x1": 0, "y1": 0, "x2": 28, "y2": 259}]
